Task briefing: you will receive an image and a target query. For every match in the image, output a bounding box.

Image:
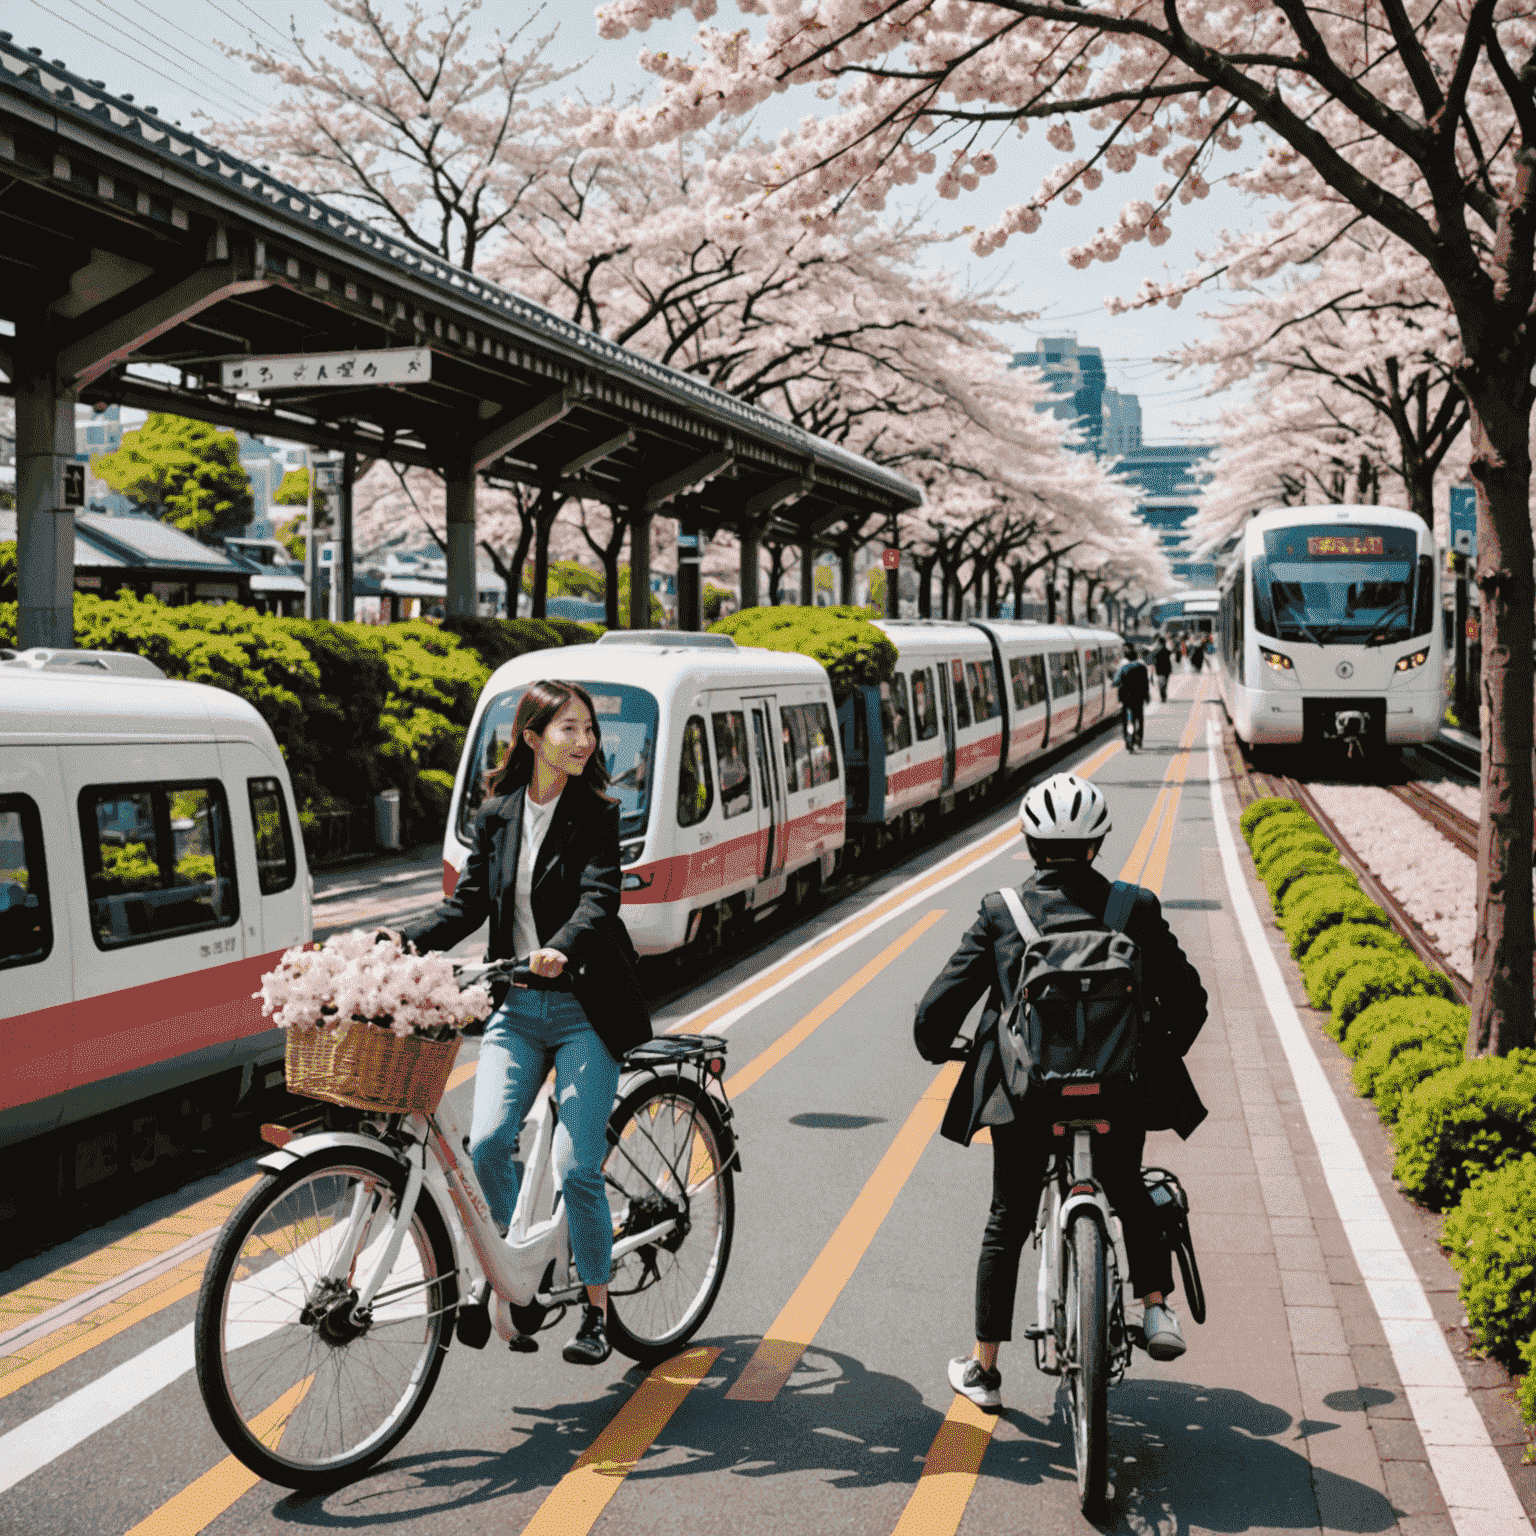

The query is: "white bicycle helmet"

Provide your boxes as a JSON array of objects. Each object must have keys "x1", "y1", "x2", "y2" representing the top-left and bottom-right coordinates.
[{"x1": 1019, "y1": 772, "x2": 1111, "y2": 862}]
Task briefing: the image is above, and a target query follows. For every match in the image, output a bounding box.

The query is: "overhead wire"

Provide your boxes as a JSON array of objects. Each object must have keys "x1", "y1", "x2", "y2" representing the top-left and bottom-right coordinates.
[{"x1": 117, "y1": 0, "x2": 276, "y2": 109}]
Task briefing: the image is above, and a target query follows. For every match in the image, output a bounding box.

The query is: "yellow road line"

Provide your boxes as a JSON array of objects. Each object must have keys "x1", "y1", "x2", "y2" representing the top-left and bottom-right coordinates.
[
  {"x1": 722, "y1": 909, "x2": 948, "y2": 1098},
  {"x1": 517, "y1": 1346, "x2": 720, "y2": 1536},
  {"x1": 726, "y1": 1060, "x2": 964, "y2": 1402},
  {"x1": 122, "y1": 1375, "x2": 315, "y2": 1536}
]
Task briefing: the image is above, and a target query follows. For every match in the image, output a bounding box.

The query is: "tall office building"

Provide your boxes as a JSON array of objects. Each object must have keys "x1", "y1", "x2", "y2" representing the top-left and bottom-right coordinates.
[
  {"x1": 1113, "y1": 444, "x2": 1216, "y2": 587},
  {"x1": 1011, "y1": 336, "x2": 1108, "y2": 456},
  {"x1": 1102, "y1": 388, "x2": 1143, "y2": 457}
]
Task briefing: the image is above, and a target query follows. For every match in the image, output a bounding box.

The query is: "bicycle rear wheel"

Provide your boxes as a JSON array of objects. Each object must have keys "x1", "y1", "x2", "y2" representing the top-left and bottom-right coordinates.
[
  {"x1": 194, "y1": 1147, "x2": 457, "y2": 1490},
  {"x1": 1064, "y1": 1211, "x2": 1109, "y2": 1513},
  {"x1": 604, "y1": 1076, "x2": 735, "y2": 1363}
]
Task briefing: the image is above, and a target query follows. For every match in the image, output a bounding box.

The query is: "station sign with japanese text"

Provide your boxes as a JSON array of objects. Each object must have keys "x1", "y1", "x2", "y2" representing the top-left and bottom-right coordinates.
[
  {"x1": 221, "y1": 348, "x2": 431, "y2": 392},
  {"x1": 1449, "y1": 484, "x2": 1477, "y2": 559}
]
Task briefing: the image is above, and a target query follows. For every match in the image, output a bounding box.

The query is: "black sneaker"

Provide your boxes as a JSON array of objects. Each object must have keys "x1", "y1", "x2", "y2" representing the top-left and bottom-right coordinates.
[
  {"x1": 562, "y1": 1305, "x2": 612, "y2": 1366},
  {"x1": 948, "y1": 1356, "x2": 1002, "y2": 1410}
]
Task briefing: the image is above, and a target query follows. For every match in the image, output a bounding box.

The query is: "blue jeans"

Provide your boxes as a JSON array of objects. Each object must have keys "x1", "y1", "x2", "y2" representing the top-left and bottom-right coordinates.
[{"x1": 469, "y1": 988, "x2": 621, "y2": 1286}]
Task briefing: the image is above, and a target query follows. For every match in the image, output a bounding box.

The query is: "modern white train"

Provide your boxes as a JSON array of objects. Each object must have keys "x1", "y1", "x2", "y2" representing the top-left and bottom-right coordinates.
[
  {"x1": 440, "y1": 619, "x2": 1124, "y2": 956},
  {"x1": 1150, "y1": 590, "x2": 1220, "y2": 638},
  {"x1": 1215, "y1": 503, "x2": 1443, "y2": 749}
]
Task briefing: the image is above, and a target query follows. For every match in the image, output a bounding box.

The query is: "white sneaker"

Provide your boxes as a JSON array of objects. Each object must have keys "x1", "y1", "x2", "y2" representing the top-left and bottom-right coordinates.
[
  {"x1": 1142, "y1": 1302, "x2": 1186, "y2": 1361},
  {"x1": 948, "y1": 1355, "x2": 1002, "y2": 1410}
]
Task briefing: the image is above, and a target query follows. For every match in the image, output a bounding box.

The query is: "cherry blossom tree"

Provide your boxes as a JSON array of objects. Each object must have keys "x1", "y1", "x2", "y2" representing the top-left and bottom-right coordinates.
[{"x1": 591, "y1": 0, "x2": 1536, "y2": 1053}]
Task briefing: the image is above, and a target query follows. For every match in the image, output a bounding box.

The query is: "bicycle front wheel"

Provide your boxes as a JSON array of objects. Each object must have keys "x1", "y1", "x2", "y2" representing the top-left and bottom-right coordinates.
[
  {"x1": 194, "y1": 1147, "x2": 457, "y2": 1490},
  {"x1": 604, "y1": 1076, "x2": 735, "y2": 1363},
  {"x1": 1065, "y1": 1211, "x2": 1109, "y2": 1513}
]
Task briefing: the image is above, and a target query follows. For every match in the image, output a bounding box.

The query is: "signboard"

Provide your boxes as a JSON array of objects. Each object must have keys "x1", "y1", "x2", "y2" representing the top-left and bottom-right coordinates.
[
  {"x1": 676, "y1": 533, "x2": 701, "y2": 562},
  {"x1": 1449, "y1": 484, "x2": 1477, "y2": 558},
  {"x1": 61, "y1": 463, "x2": 85, "y2": 508},
  {"x1": 221, "y1": 348, "x2": 431, "y2": 391},
  {"x1": 1306, "y1": 534, "x2": 1384, "y2": 558},
  {"x1": 881, "y1": 548, "x2": 901, "y2": 570},
  {"x1": 1468, "y1": 617, "x2": 1480, "y2": 643}
]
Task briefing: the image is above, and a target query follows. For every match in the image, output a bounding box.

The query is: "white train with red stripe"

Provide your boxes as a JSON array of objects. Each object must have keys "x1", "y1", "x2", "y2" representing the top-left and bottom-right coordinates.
[
  {"x1": 441, "y1": 620, "x2": 1122, "y2": 957},
  {"x1": 0, "y1": 655, "x2": 309, "y2": 1183}
]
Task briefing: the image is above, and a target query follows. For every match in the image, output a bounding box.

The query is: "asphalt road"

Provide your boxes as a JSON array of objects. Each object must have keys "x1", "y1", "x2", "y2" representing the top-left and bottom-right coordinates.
[{"x1": 2, "y1": 680, "x2": 1528, "y2": 1536}]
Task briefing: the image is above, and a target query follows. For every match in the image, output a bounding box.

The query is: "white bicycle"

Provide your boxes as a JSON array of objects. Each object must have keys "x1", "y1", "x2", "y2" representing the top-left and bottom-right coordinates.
[{"x1": 193, "y1": 959, "x2": 739, "y2": 1489}]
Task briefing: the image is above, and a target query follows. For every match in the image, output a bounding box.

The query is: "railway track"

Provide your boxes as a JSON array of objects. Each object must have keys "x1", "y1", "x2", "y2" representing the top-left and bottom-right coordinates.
[{"x1": 1386, "y1": 780, "x2": 1477, "y2": 860}]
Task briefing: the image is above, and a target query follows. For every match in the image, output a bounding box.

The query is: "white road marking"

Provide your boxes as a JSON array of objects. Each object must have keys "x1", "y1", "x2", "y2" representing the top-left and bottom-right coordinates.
[{"x1": 1206, "y1": 718, "x2": 1532, "y2": 1536}]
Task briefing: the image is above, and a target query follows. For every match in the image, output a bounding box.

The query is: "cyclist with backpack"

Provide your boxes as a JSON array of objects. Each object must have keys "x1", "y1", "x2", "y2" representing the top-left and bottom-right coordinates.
[{"x1": 914, "y1": 772, "x2": 1208, "y2": 1410}]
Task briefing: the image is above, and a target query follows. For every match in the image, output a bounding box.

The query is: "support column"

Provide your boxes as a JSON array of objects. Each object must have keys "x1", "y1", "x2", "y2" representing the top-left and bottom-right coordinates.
[
  {"x1": 799, "y1": 542, "x2": 815, "y2": 606},
  {"x1": 676, "y1": 513, "x2": 701, "y2": 631},
  {"x1": 15, "y1": 349, "x2": 76, "y2": 651},
  {"x1": 629, "y1": 511, "x2": 653, "y2": 630},
  {"x1": 886, "y1": 513, "x2": 901, "y2": 620},
  {"x1": 444, "y1": 458, "x2": 477, "y2": 616},
  {"x1": 738, "y1": 524, "x2": 760, "y2": 610},
  {"x1": 337, "y1": 449, "x2": 356, "y2": 623},
  {"x1": 839, "y1": 542, "x2": 855, "y2": 607},
  {"x1": 529, "y1": 491, "x2": 563, "y2": 621}
]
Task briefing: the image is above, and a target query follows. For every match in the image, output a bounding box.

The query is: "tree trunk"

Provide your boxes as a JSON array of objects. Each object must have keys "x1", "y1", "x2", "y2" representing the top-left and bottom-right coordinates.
[
  {"x1": 529, "y1": 491, "x2": 564, "y2": 620},
  {"x1": 1010, "y1": 562, "x2": 1025, "y2": 618},
  {"x1": 917, "y1": 554, "x2": 937, "y2": 618},
  {"x1": 1460, "y1": 382, "x2": 1536, "y2": 1056},
  {"x1": 580, "y1": 507, "x2": 626, "y2": 629},
  {"x1": 767, "y1": 544, "x2": 786, "y2": 605},
  {"x1": 1064, "y1": 568, "x2": 1076, "y2": 625},
  {"x1": 1045, "y1": 578, "x2": 1058, "y2": 624}
]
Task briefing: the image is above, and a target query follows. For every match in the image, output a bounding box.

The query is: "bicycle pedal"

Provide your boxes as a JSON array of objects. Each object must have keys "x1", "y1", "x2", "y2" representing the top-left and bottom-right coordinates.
[
  {"x1": 1127, "y1": 1324, "x2": 1147, "y2": 1350},
  {"x1": 1022, "y1": 1326, "x2": 1047, "y2": 1341},
  {"x1": 508, "y1": 1332, "x2": 539, "y2": 1354},
  {"x1": 456, "y1": 1282, "x2": 492, "y2": 1350}
]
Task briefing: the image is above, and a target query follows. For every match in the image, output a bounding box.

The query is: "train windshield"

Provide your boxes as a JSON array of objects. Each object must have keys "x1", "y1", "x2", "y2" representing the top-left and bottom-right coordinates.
[
  {"x1": 1255, "y1": 523, "x2": 1428, "y2": 643},
  {"x1": 457, "y1": 683, "x2": 659, "y2": 842}
]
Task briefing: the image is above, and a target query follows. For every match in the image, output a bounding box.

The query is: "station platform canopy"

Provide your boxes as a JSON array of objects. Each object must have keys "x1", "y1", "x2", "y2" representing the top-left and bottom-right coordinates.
[{"x1": 0, "y1": 35, "x2": 920, "y2": 644}]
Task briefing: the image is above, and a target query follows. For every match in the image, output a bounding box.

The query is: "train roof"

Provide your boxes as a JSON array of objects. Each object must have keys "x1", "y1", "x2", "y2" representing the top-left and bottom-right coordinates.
[
  {"x1": 1224, "y1": 503, "x2": 1431, "y2": 571},
  {"x1": 966, "y1": 619, "x2": 1123, "y2": 647},
  {"x1": 478, "y1": 636, "x2": 832, "y2": 713},
  {"x1": 876, "y1": 618, "x2": 1119, "y2": 651},
  {"x1": 0, "y1": 666, "x2": 279, "y2": 746}
]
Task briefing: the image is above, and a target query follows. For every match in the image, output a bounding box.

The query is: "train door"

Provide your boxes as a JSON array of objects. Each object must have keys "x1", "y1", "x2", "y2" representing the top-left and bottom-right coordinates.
[
  {"x1": 745, "y1": 696, "x2": 788, "y2": 896},
  {"x1": 935, "y1": 663, "x2": 957, "y2": 792},
  {"x1": 218, "y1": 742, "x2": 306, "y2": 961}
]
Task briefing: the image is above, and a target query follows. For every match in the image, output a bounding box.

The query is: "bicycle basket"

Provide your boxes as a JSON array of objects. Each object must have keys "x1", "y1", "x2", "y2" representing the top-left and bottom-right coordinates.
[
  {"x1": 285, "y1": 1022, "x2": 461, "y2": 1115},
  {"x1": 1143, "y1": 1166, "x2": 1206, "y2": 1324}
]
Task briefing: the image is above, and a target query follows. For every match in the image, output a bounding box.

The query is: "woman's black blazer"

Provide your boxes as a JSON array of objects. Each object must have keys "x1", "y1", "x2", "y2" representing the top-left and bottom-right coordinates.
[{"x1": 399, "y1": 785, "x2": 652, "y2": 1062}]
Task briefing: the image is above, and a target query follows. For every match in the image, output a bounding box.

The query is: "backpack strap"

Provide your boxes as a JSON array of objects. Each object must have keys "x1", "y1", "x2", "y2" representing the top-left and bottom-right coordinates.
[
  {"x1": 995, "y1": 886, "x2": 1044, "y2": 944},
  {"x1": 1103, "y1": 879, "x2": 1137, "y2": 933}
]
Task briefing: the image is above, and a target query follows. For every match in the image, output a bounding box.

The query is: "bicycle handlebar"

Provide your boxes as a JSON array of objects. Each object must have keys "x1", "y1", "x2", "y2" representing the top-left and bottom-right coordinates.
[{"x1": 451, "y1": 957, "x2": 572, "y2": 992}]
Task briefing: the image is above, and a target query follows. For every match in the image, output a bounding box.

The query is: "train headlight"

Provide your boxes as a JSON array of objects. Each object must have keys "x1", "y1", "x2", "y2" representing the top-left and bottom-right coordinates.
[
  {"x1": 1260, "y1": 646, "x2": 1294, "y2": 672},
  {"x1": 620, "y1": 839, "x2": 645, "y2": 865},
  {"x1": 1395, "y1": 649, "x2": 1430, "y2": 673}
]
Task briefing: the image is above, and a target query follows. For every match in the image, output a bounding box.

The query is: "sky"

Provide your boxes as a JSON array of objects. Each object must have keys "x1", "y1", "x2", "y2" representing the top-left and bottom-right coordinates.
[{"x1": 6, "y1": 0, "x2": 1267, "y2": 442}]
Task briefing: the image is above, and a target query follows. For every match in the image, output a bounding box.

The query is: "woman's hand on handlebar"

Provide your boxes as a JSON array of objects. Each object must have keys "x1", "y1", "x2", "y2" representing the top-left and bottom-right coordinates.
[{"x1": 524, "y1": 947, "x2": 567, "y2": 982}]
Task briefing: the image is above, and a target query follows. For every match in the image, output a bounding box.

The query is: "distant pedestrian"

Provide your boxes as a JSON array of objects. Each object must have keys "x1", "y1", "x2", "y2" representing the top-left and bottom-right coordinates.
[
  {"x1": 1113, "y1": 642, "x2": 1150, "y2": 751},
  {"x1": 1189, "y1": 637, "x2": 1206, "y2": 673},
  {"x1": 1151, "y1": 636, "x2": 1172, "y2": 702}
]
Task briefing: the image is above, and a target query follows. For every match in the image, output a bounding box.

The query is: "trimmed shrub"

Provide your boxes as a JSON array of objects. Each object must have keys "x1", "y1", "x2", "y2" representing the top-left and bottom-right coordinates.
[
  {"x1": 441, "y1": 615, "x2": 594, "y2": 671},
  {"x1": 1251, "y1": 812, "x2": 1329, "y2": 863},
  {"x1": 1371, "y1": 1043, "x2": 1465, "y2": 1123},
  {"x1": 1283, "y1": 883, "x2": 1392, "y2": 958},
  {"x1": 1279, "y1": 868, "x2": 1358, "y2": 922},
  {"x1": 414, "y1": 768, "x2": 456, "y2": 834},
  {"x1": 1329, "y1": 954, "x2": 1457, "y2": 1039},
  {"x1": 1253, "y1": 829, "x2": 1340, "y2": 882},
  {"x1": 710, "y1": 604, "x2": 896, "y2": 703},
  {"x1": 1393, "y1": 1051, "x2": 1536, "y2": 1209},
  {"x1": 1240, "y1": 796, "x2": 1307, "y2": 840},
  {"x1": 1443, "y1": 1155, "x2": 1536, "y2": 1366},
  {"x1": 1520, "y1": 1335, "x2": 1536, "y2": 1426},
  {"x1": 1307, "y1": 943, "x2": 1400, "y2": 1016},
  {"x1": 1347, "y1": 996, "x2": 1469, "y2": 1078},
  {"x1": 1301, "y1": 924, "x2": 1407, "y2": 1007},
  {"x1": 1264, "y1": 849, "x2": 1342, "y2": 907}
]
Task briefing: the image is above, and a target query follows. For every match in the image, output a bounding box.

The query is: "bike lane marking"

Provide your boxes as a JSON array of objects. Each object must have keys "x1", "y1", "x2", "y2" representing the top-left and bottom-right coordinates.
[
  {"x1": 1205, "y1": 717, "x2": 1533, "y2": 1536},
  {"x1": 891, "y1": 695, "x2": 1202, "y2": 1525},
  {"x1": 515, "y1": 1346, "x2": 721, "y2": 1536}
]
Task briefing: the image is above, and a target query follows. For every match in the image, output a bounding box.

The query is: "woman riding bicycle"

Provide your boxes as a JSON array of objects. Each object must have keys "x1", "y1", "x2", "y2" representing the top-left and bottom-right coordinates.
[
  {"x1": 395, "y1": 679, "x2": 652, "y2": 1367},
  {"x1": 913, "y1": 773, "x2": 1208, "y2": 1409}
]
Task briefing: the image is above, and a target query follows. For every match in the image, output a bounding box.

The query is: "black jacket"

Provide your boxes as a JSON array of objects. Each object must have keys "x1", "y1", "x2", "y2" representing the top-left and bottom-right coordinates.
[
  {"x1": 913, "y1": 866, "x2": 1208, "y2": 1145},
  {"x1": 399, "y1": 785, "x2": 652, "y2": 1063}
]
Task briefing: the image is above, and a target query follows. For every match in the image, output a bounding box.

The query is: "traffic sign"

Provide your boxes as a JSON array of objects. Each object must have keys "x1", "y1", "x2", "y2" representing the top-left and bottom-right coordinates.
[
  {"x1": 221, "y1": 348, "x2": 431, "y2": 391},
  {"x1": 882, "y1": 548, "x2": 901, "y2": 570},
  {"x1": 1449, "y1": 484, "x2": 1477, "y2": 558},
  {"x1": 1467, "y1": 616, "x2": 1480, "y2": 643}
]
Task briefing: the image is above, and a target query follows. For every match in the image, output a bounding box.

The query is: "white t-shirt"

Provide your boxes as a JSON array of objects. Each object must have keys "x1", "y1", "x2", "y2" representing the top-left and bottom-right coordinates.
[{"x1": 513, "y1": 786, "x2": 563, "y2": 960}]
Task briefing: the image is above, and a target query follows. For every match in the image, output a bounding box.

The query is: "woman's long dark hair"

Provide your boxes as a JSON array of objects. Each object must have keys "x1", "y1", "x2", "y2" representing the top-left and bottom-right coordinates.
[{"x1": 489, "y1": 680, "x2": 612, "y2": 801}]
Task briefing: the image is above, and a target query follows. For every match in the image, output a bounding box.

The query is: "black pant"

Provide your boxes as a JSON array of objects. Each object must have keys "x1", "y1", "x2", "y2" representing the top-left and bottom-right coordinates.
[
  {"x1": 1120, "y1": 698, "x2": 1144, "y2": 740},
  {"x1": 975, "y1": 1117, "x2": 1174, "y2": 1342},
  {"x1": 1155, "y1": 671, "x2": 1169, "y2": 702}
]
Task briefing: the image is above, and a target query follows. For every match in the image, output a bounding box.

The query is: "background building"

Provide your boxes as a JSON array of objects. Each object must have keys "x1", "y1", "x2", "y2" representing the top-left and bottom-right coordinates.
[
  {"x1": 1112, "y1": 444, "x2": 1216, "y2": 587},
  {"x1": 1102, "y1": 387, "x2": 1143, "y2": 457},
  {"x1": 1011, "y1": 337, "x2": 1107, "y2": 456}
]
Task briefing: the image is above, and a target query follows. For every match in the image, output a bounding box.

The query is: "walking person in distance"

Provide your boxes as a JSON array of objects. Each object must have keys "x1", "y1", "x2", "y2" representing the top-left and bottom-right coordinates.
[
  {"x1": 1150, "y1": 635, "x2": 1172, "y2": 702},
  {"x1": 1113, "y1": 642, "x2": 1151, "y2": 751}
]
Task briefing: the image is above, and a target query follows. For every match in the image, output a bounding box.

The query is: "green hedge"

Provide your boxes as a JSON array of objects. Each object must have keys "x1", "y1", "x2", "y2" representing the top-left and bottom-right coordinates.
[
  {"x1": 1301, "y1": 925, "x2": 1407, "y2": 1008},
  {"x1": 1393, "y1": 1052, "x2": 1536, "y2": 1209},
  {"x1": 1239, "y1": 796, "x2": 1307, "y2": 839},
  {"x1": 1330, "y1": 954, "x2": 1458, "y2": 1040},
  {"x1": 1284, "y1": 883, "x2": 1392, "y2": 958},
  {"x1": 1265, "y1": 850, "x2": 1343, "y2": 908},
  {"x1": 1279, "y1": 868, "x2": 1357, "y2": 922},
  {"x1": 1349, "y1": 998, "x2": 1468, "y2": 1122},
  {"x1": 710, "y1": 605, "x2": 894, "y2": 704},
  {"x1": 1251, "y1": 815, "x2": 1331, "y2": 866},
  {"x1": 1444, "y1": 1155, "x2": 1536, "y2": 1366}
]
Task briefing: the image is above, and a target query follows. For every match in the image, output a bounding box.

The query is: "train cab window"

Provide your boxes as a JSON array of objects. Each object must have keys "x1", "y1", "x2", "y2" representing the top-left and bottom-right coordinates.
[
  {"x1": 910, "y1": 668, "x2": 939, "y2": 741},
  {"x1": 247, "y1": 777, "x2": 296, "y2": 895},
  {"x1": 805, "y1": 702, "x2": 841, "y2": 786},
  {"x1": 949, "y1": 660, "x2": 972, "y2": 729},
  {"x1": 677, "y1": 715, "x2": 715, "y2": 828},
  {"x1": 711, "y1": 711, "x2": 754, "y2": 819},
  {"x1": 0, "y1": 795, "x2": 51, "y2": 970},
  {"x1": 1009, "y1": 655, "x2": 1048, "y2": 708},
  {"x1": 880, "y1": 674, "x2": 913, "y2": 753},
  {"x1": 81, "y1": 782, "x2": 239, "y2": 950}
]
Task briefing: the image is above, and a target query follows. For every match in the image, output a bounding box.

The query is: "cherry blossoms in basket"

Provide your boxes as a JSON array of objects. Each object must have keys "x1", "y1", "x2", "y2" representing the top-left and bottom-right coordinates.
[{"x1": 256, "y1": 930, "x2": 493, "y2": 1041}]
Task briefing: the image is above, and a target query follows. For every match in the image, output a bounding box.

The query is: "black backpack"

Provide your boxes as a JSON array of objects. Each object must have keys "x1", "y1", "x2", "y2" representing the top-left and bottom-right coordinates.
[{"x1": 994, "y1": 882, "x2": 1143, "y2": 1096}]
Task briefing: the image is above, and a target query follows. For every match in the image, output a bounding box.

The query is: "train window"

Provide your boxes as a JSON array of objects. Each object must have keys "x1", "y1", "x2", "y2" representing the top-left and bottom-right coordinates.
[
  {"x1": 782, "y1": 706, "x2": 812, "y2": 793},
  {"x1": 0, "y1": 795, "x2": 51, "y2": 970},
  {"x1": 1047, "y1": 651, "x2": 1076, "y2": 698},
  {"x1": 910, "y1": 668, "x2": 939, "y2": 740},
  {"x1": 80, "y1": 781, "x2": 239, "y2": 951},
  {"x1": 969, "y1": 660, "x2": 1000, "y2": 721},
  {"x1": 247, "y1": 777, "x2": 296, "y2": 896},
  {"x1": 880, "y1": 674, "x2": 913, "y2": 753},
  {"x1": 949, "y1": 660, "x2": 972, "y2": 729},
  {"x1": 1009, "y1": 655, "x2": 1048, "y2": 708},
  {"x1": 712, "y1": 711, "x2": 754, "y2": 819},
  {"x1": 676, "y1": 716, "x2": 715, "y2": 828},
  {"x1": 806, "y1": 702, "x2": 841, "y2": 786},
  {"x1": 1083, "y1": 649, "x2": 1102, "y2": 689}
]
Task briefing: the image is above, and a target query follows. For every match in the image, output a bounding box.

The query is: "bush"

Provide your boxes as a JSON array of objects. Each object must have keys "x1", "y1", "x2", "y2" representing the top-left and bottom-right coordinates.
[
  {"x1": 1279, "y1": 868, "x2": 1358, "y2": 922},
  {"x1": 1253, "y1": 826, "x2": 1339, "y2": 879},
  {"x1": 710, "y1": 604, "x2": 896, "y2": 703},
  {"x1": 1306, "y1": 942, "x2": 1398, "y2": 1016},
  {"x1": 1371, "y1": 1043, "x2": 1465, "y2": 1123},
  {"x1": 1240, "y1": 796, "x2": 1308, "y2": 840},
  {"x1": 1283, "y1": 882, "x2": 1392, "y2": 958},
  {"x1": 1347, "y1": 996, "x2": 1469, "y2": 1078},
  {"x1": 414, "y1": 768, "x2": 456, "y2": 837},
  {"x1": 1443, "y1": 1155, "x2": 1536, "y2": 1366},
  {"x1": 1264, "y1": 850, "x2": 1343, "y2": 908},
  {"x1": 1301, "y1": 924, "x2": 1407, "y2": 1006},
  {"x1": 1393, "y1": 1052, "x2": 1536, "y2": 1208},
  {"x1": 440, "y1": 615, "x2": 584, "y2": 672},
  {"x1": 1521, "y1": 1335, "x2": 1536, "y2": 1425},
  {"x1": 1329, "y1": 954, "x2": 1457, "y2": 1039}
]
